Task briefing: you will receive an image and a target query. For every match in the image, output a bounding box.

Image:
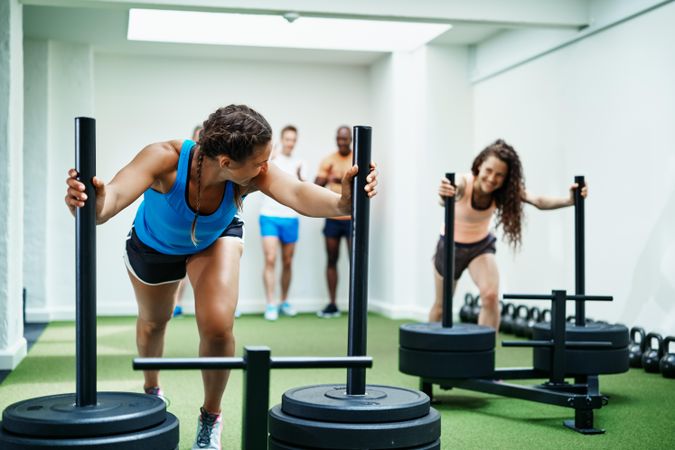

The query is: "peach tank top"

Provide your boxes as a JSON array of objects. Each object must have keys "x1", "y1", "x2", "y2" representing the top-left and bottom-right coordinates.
[{"x1": 441, "y1": 174, "x2": 496, "y2": 244}]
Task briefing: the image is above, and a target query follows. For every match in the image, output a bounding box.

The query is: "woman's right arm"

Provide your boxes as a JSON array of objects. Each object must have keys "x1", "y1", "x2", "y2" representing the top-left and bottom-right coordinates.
[{"x1": 65, "y1": 141, "x2": 179, "y2": 224}]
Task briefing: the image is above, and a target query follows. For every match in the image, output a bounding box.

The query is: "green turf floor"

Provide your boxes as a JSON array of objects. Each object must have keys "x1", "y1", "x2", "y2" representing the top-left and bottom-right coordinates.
[{"x1": 1, "y1": 314, "x2": 673, "y2": 449}]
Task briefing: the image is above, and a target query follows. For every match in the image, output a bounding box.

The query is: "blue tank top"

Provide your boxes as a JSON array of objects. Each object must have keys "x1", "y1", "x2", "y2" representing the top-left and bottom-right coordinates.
[{"x1": 133, "y1": 140, "x2": 239, "y2": 255}]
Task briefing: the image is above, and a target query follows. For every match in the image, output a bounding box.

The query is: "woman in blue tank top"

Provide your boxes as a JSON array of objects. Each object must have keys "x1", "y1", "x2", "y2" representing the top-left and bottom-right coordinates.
[{"x1": 65, "y1": 104, "x2": 378, "y2": 450}]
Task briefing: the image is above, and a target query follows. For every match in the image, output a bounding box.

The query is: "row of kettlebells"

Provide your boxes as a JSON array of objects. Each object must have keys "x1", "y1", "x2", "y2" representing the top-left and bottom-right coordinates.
[
  {"x1": 499, "y1": 302, "x2": 549, "y2": 338},
  {"x1": 628, "y1": 327, "x2": 674, "y2": 379},
  {"x1": 459, "y1": 295, "x2": 565, "y2": 339}
]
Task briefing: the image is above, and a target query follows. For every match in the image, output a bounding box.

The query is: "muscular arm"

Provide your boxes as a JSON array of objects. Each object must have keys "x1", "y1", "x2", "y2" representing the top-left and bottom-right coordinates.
[
  {"x1": 255, "y1": 164, "x2": 345, "y2": 217},
  {"x1": 66, "y1": 141, "x2": 180, "y2": 224},
  {"x1": 253, "y1": 162, "x2": 377, "y2": 218}
]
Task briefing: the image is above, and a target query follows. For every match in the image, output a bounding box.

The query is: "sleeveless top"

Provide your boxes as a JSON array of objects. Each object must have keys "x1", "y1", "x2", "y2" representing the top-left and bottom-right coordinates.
[
  {"x1": 453, "y1": 174, "x2": 496, "y2": 244},
  {"x1": 133, "y1": 140, "x2": 238, "y2": 255}
]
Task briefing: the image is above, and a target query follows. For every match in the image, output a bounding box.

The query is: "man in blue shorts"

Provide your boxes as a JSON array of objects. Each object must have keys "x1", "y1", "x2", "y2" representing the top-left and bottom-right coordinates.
[{"x1": 259, "y1": 125, "x2": 305, "y2": 320}]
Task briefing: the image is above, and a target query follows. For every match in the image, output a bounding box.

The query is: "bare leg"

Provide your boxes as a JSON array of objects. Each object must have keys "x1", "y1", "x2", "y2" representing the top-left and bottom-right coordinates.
[
  {"x1": 280, "y1": 242, "x2": 296, "y2": 302},
  {"x1": 127, "y1": 273, "x2": 180, "y2": 390},
  {"x1": 187, "y1": 237, "x2": 243, "y2": 414},
  {"x1": 261, "y1": 236, "x2": 279, "y2": 305},
  {"x1": 467, "y1": 253, "x2": 500, "y2": 329},
  {"x1": 325, "y1": 237, "x2": 340, "y2": 305},
  {"x1": 428, "y1": 268, "x2": 457, "y2": 322}
]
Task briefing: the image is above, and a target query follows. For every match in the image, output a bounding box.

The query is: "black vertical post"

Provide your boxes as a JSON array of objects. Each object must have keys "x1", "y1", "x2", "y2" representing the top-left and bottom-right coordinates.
[
  {"x1": 242, "y1": 346, "x2": 271, "y2": 450},
  {"x1": 574, "y1": 176, "x2": 585, "y2": 326},
  {"x1": 442, "y1": 173, "x2": 455, "y2": 328},
  {"x1": 550, "y1": 290, "x2": 567, "y2": 384},
  {"x1": 75, "y1": 117, "x2": 97, "y2": 406},
  {"x1": 22, "y1": 287, "x2": 26, "y2": 328},
  {"x1": 347, "y1": 126, "x2": 371, "y2": 396}
]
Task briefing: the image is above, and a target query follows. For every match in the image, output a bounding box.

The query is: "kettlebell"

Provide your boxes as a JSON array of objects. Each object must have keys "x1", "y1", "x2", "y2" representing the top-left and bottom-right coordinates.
[
  {"x1": 513, "y1": 305, "x2": 530, "y2": 338},
  {"x1": 470, "y1": 294, "x2": 481, "y2": 324},
  {"x1": 660, "y1": 336, "x2": 675, "y2": 378},
  {"x1": 628, "y1": 326, "x2": 646, "y2": 368},
  {"x1": 459, "y1": 293, "x2": 473, "y2": 323},
  {"x1": 541, "y1": 309, "x2": 551, "y2": 323},
  {"x1": 524, "y1": 306, "x2": 542, "y2": 339},
  {"x1": 641, "y1": 333, "x2": 664, "y2": 373},
  {"x1": 500, "y1": 303, "x2": 515, "y2": 334}
]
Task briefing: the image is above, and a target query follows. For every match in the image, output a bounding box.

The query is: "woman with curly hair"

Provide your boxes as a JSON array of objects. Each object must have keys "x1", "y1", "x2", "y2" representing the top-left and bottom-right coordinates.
[
  {"x1": 65, "y1": 105, "x2": 378, "y2": 450},
  {"x1": 428, "y1": 139, "x2": 587, "y2": 329}
]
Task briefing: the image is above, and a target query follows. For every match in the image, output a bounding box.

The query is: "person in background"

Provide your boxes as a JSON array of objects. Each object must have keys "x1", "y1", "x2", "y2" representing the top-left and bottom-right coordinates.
[
  {"x1": 259, "y1": 125, "x2": 305, "y2": 320},
  {"x1": 428, "y1": 139, "x2": 588, "y2": 330},
  {"x1": 314, "y1": 126, "x2": 353, "y2": 318}
]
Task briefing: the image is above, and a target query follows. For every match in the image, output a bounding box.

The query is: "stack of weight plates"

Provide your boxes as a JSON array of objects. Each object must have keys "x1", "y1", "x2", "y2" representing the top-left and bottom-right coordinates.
[
  {"x1": 399, "y1": 323, "x2": 496, "y2": 379},
  {"x1": 532, "y1": 322, "x2": 629, "y2": 375},
  {"x1": 0, "y1": 392, "x2": 178, "y2": 449},
  {"x1": 269, "y1": 384, "x2": 440, "y2": 449}
]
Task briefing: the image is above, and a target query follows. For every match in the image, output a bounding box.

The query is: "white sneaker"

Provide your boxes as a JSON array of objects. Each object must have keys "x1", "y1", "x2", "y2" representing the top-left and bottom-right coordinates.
[
  {"x1": 279, "y1": 302, "x2": 297, "y2": 317},
  {"x1": 192, "y1": 407, "x2": 222, "y2": 450},
  {"x1": 264, "y1": 304, "x2": 279, "y2": 321}
]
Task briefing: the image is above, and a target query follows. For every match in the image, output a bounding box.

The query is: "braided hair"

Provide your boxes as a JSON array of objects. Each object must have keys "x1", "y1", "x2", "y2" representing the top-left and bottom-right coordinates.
[{"x1": 190, "y1": 104, "x2": 272, "y2": 245}]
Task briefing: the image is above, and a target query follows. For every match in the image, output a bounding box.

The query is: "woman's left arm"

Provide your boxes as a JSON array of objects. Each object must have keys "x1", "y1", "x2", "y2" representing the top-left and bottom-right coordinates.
[
  {"x1": 522, "y1": 182, "x2": 588, "y2": 210},
  {"x1": 253, "y1": 162, "x2": 378, "y2": 217}
]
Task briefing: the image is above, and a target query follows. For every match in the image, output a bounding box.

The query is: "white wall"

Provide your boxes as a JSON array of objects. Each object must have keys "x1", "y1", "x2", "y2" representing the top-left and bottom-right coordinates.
[
  {"x1": 421, "y1": 45, "x2": 476, "y2": 317},
  {"x1": 368, "y1": 44, "x2": 474, "y2": 320},
  {"x1": 91, "y1": 53, "x2": 371, "y2": 315},
  {"x1": 473, "y1": 2, "x2": 675, "y2": 333},
  {"x1": 23, "y1": 39, "x2": 49, "y2": 316},
  {"x1": 0, "y1": 0, "x2": 26, "y2": 370},
  {"x1": 23, "y1": 40, "x2": 95, "y2": 322},
  {"x1": 470, "y1": 0, "x2": 670, "y2": 82}
]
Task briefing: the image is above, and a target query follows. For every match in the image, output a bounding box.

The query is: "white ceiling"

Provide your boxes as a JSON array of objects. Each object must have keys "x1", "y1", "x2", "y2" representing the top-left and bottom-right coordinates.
[{"x1": 22, "y1": 1, "x2": 589, "y2": 66}]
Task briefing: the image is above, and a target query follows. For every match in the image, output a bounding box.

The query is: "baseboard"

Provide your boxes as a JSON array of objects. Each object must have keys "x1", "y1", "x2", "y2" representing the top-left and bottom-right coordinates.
[
  {"x1": 25, "y1": 307, "x2": 54, "y2": 323},
  {"x1": 368, "y1": 299, "x2": 430, "y2": 321},
  {"x1": 26, "y1": 305, "x2": 77, "y2": 322},
  {"x1": 0, "y1": 337, "x2": 28, "y2": 370},
  {"x1": 25, "y1": 298, "x2": 351, "y2": 320},
  {"x1": 25, "y1": 298, "x2": 439, "y2": 322}
]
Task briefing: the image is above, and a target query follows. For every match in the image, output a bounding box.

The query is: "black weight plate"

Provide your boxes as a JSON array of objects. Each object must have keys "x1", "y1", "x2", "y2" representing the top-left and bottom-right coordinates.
[
  {"x1": 532, "y1": 323, "x2": 629, "y2": 348},
  {"x1": 399, "y1": 323, "x2": 495, "y2": 351},
  {"x1": 281, "y1": 385, "x2": 429, "y2": 423},
  {"x1": 269, "y1": 404, "x2": 440, "y2": 449},
  {"x1": 0, "y1": 412, "x2": 178, "y2": 450},
  {"x1": 533, "y1": 347, "x2": 629, "y2": 375},
  {"x1": 2, "y1": 392, "x2": 166, "y2": 438},
  {"x1": 399, "y1": 347, "x2": 494, "y2": 379},
  {"x1": 269, "y1": 437, "x2": 441, "y2": 450}
]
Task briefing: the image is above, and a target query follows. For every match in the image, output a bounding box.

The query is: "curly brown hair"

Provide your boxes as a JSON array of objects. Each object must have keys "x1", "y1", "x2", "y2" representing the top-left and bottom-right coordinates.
[
  {"x1": 471, "y1": 139, "x2": 525, "y2": 248},
  {"x1": 190, "y1": 104, "x2": 272, "y2": 244}
]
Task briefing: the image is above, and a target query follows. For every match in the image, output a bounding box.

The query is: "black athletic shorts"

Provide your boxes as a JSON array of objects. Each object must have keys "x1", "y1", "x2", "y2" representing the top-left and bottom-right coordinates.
[
  {"x1": 323, "y1": 218, "x2": 352, "y2": 239},
  {"x1": 433, "y1": 233, "x2": 497, "y2": 280},
  {"x1": 124, "y1": 216, "x2": 244, "y2": 285}
]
